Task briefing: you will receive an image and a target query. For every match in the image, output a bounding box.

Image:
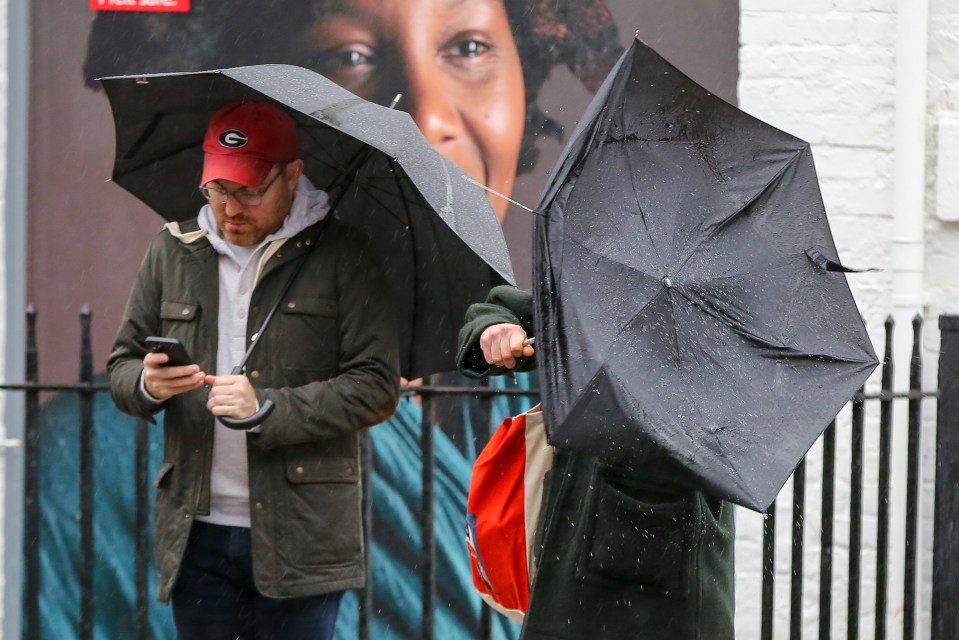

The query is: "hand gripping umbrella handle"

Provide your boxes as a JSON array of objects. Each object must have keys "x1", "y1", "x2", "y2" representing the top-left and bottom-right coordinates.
[
  {"x1": 219, "y1": 364, "x2": 275, "y2": 430},
  {"x1": 219, "y1": 400, "x2": 275, "y2": 430}
]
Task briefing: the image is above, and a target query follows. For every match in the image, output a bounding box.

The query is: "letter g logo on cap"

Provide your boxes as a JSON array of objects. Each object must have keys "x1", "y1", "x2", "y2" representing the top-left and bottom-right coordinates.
[{"x1": 218, "y1": 130, "x2": 248, "y2": 148}]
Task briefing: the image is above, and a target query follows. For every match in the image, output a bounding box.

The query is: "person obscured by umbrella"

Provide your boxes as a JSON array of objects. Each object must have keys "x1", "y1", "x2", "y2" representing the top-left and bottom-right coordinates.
[
  {"x1": 108, "y1": 101, "x2": 401, "y2": 639},
  {"x1": 457, "y1": 286, "x2": 736, "y2": 639},
  {"x1": 457, "y1": 31, "x2": 874, "y2": 637}
]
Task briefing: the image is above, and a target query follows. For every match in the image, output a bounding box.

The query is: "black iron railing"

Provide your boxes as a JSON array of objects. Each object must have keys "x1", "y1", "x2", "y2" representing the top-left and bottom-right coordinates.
[
  {"x1": 5, "y1": 309, "x2": 958, "y2": 640},
  {"x1": 759, "y1": 315, "x2": 942, "y2": 640},
  {"x1": 932, "y1": 315, "x2": 959, "y2": 640}
]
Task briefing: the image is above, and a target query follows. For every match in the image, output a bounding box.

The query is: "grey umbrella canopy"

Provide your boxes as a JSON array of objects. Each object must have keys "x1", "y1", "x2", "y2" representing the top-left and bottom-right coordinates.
[
  {"x1": 100, "y1": 65, "x2": 514, "y2": 379},
  {"x1": 531, "y1": 38, "x2": 878, "y2": 512}
]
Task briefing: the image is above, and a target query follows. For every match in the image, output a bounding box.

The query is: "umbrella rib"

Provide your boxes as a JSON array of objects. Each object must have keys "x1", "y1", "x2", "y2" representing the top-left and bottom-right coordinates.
[
  {"x1": 686, "y1": 250, "x2": 805, "y2": 286},
  {"x1": 621, "y1": 131, "x2": 665, "y2": 266},
  {"x1": 559, "y1": 235, "x2": 679, "y2": 372},
  {"x1": 390, "y1": 162, "x2": 421, "y2": 377},
  {"x1": 770, "y1": 351, "x2": 878, "y2": 365},
  {"x1": 673, "y1": 284, "x2": 788, "y2": 350},
  {"x1": 322, "y1": 164, "x2": 415, "y2": 228},
  {"x1": 671, "y1": 147, "x2": 806, "y2": 277},
  {"x1": 672, "y1": 284, "x2": 875, "y2": 364},
  {"x1": 348, "y1": 176, "x2": 419, "y2": 228},
  {"x1": 122, "y1": 113, "x2": 162, "y2": 161},
  {"x1": 298, "y1": 123, "x2": 411, "y2": 227},
  {"x1": 116, "y1": 139, "x2": 204, "y2": 180}
]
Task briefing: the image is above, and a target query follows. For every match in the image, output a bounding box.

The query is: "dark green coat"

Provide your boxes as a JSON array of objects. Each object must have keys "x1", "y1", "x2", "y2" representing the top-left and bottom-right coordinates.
[
  {"x1": 108, "y1": 217, "x2": 400, "y2": 603},
  {"x1": 458, "y1": 286, "x2": 735, "y2": 639}
]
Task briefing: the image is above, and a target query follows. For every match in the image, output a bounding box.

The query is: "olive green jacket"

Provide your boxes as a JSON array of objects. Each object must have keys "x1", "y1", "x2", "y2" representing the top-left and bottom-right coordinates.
[
  {"x1": 457, "y1": 286, "x2": 735, "y2": 639},
  {"x1": 108, "y1": 217, "x2": 400, "y2": 603}
]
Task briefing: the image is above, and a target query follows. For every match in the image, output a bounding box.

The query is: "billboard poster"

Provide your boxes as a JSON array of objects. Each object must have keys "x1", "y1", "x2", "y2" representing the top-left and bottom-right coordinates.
[{"x1": 27, "y1": 0, "x2": 739, "y2": 637}]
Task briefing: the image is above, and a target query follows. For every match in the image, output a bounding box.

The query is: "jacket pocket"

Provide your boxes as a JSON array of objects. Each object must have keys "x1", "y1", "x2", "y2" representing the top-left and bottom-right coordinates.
[
  {"x1": 285, "y1": 455, "x2": 359, "y2": 484},
  {"x1": 280, "y1": 296, "x2": 337, "y2": 318},
  {"x1": 160, "y1": 300, "x2": 199, "y2": 321},
  {"x1": 277, "y1": 298, "x2": 337, "y2": 372},
  {"x1": 276, "y1": 453, "x2": 363, "y2": 567},
  {"x1": 159, "y1": 301, "x2": 201, "y2": 358},
  {"x1": 578, "y1": 476, "x2": 693, "y2": 597}
]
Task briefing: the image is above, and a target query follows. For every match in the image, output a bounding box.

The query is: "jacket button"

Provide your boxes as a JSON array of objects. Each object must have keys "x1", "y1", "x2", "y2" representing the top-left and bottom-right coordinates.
[
  {"x1": 305, "y1": 239, "x2": 312, "y2": 246},
  {"x1": 250, "y1": 370, "x2": 260, "y2": 379},
  {"x1": 255, "y1": 502, "x2": 264, "y2": 510},
  {"x1": 184, "y1": 513, "x2": 191, "y2": 519},
  {"x1": 181, "y1": 309, "x2": 190, "y2": 316},
  {"x1": 287, "y1": 301, "x2": 296, "y2": 309},
  {"x1": 347, "y1": 466, "x2": 354, "y2": 475},
  {"x1": 295, "y1": 466, "x2": 305, "y2": 475},
  {"x1": 296, "y1": 241, "x2": 303, "y2": 248}
]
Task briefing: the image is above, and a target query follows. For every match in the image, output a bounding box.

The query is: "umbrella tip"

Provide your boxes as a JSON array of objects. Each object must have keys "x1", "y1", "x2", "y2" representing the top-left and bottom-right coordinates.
[{"x1": 389, "y1": 94, "x2": 403, "y2": 109}]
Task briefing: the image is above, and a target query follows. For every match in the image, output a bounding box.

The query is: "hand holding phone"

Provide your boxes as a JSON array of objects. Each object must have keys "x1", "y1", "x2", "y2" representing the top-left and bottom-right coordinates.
[
  {"x1": 142, "y1": 336, "x2": 204, "y2": 401},
  {"x1": 144, "y1": 336, "x2": 194, "y2": 367}
]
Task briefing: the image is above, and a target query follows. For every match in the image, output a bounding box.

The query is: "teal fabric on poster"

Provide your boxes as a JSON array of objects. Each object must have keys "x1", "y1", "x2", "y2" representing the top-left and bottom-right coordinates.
[{"x1": 35, "y1": 373, "x2": 535, "y2": 639}]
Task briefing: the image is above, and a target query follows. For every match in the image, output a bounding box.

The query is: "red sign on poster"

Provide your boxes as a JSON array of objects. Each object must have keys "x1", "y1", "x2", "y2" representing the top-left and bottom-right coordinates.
[{"x1": 89, "y1": 0, "x2": 190, "y2": 11}]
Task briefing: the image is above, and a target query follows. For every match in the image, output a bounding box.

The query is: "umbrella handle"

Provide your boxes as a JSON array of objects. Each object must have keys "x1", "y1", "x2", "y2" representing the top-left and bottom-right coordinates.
[{"x1": 219, "y1": 399, "x2": 276, "y2": 430}]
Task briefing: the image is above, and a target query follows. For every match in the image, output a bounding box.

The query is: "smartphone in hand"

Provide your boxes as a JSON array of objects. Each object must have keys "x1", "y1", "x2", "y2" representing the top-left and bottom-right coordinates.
[{"x1": 144, "y1": 336, "x2": 194, "y2": 367}]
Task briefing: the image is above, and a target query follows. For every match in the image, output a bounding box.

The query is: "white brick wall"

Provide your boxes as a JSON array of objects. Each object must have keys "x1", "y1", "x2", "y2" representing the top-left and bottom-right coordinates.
[
  {"x1": 739, "y1": 1, "x2": 959, "y2": 639},
  {"x1": 928, "y1": 4, "x2": 959, "y2": 310}
]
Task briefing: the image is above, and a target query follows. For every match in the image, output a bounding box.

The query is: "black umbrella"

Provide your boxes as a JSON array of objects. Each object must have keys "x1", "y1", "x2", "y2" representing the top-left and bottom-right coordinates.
[
  {"x1": 99, "y1": 65, "x2": 514, "y2": 380},
  {"x1": 531, "y1": 38, "x2": 878, "y2": 512}
]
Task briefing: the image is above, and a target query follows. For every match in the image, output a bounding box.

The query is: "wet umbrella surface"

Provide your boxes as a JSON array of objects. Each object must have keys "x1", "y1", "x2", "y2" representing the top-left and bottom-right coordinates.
[
  {"x1": 100, "y1": 65, "x2": 514, "y2": 378},
  {"x1": 532, "y1": 38, "x2": 878, "y2": 512}
]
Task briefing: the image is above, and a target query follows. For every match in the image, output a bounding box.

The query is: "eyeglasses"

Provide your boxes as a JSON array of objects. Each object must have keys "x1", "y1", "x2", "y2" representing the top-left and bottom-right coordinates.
[{"x1": 199, "y1": 166, "x2": 285, "y2": 206}]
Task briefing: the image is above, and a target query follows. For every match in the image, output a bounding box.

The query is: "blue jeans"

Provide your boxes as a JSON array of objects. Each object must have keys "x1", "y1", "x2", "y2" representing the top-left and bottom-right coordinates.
[{"x1": 171, "y1": 521, "x2": 343, "y2": 640}]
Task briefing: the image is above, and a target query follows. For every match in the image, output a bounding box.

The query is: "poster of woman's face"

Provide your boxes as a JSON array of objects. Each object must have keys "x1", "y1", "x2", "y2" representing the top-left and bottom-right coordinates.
[{"x1": 28, "y1": 0, "x2": 738, "y2": 381}]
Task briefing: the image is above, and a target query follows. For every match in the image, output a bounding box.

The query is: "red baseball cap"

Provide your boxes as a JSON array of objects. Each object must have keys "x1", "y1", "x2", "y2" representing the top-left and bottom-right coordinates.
[{"x1": 201, "y1": 101, "x2": 299, "y2": 187}]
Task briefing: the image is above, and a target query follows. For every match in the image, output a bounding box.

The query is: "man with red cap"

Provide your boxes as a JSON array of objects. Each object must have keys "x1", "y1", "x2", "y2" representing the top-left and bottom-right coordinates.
[{"x1": 108, "y1": 101, "x2": 401, "y2": 639}]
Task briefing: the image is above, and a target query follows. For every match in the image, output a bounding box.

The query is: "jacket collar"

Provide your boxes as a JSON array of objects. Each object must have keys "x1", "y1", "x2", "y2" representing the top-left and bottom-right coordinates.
[
  {"x1": 163, "y1": 218, "x2": 208, "y2": 245},
  {"x1": 165, "y1": 175, "x2": 331, "y2": 280}
]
